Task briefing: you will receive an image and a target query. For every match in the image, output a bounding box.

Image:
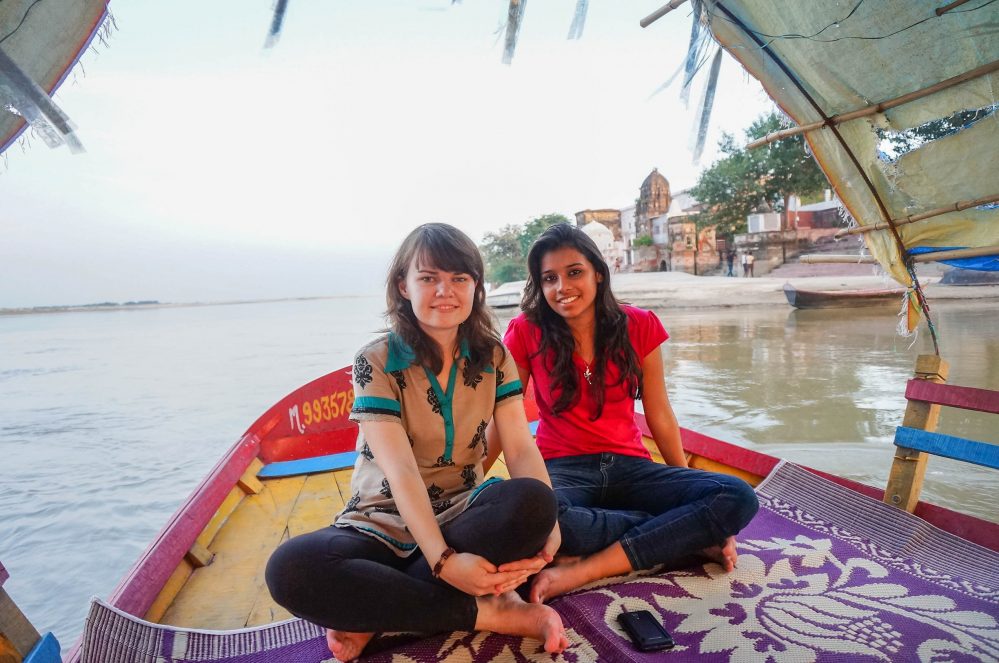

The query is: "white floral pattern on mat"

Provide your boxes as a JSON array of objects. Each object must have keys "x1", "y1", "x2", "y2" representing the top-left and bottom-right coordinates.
[{"x1": 653, "y1": 536, "x2": 999, "y2": 662}]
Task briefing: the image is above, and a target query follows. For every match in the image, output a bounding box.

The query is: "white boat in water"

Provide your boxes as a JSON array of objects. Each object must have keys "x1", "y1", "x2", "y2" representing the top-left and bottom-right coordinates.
[{"x1": 485, "y1": 280, "x2": 525, "y2": 308}]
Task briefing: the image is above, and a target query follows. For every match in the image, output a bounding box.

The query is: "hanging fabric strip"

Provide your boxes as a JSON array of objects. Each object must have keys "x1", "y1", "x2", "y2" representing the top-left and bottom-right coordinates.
[
  {"x1": 679, "y1": 0, "x2": 706, "y2": 107},
  {"x1": 0, "y1": 46, "x2": 83, "y2": 153},
  {"x1": 502, "y1": 0, "x2": 527, "y2": 65},
  {"x1": 898, "y1": 289, "x2": 922, "y2": 336},
  {"x1": 567, "y1": 0, "x2": 588, "y2": 40},
  {"x1": 690, "y1": 46, "x2": 723, "y2": 163},
  {"x1": 264, "y1": 0, "x2": 290, "y2": 49}
]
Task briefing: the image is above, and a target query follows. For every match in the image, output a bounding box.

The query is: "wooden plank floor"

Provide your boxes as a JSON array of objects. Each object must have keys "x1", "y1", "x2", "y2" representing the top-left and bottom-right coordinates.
[
  {"x1": 160, "y1": 459, "x2": 513, "y2": 629},
  {"x1": 156, "y1": 440, "x2": 757, "y2": 630}
]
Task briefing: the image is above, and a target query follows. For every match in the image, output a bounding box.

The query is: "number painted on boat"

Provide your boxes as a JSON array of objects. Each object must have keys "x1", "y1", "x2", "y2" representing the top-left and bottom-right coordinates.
[{"x1": 288, "y1": 389, "x2": 354, "y2": 433}]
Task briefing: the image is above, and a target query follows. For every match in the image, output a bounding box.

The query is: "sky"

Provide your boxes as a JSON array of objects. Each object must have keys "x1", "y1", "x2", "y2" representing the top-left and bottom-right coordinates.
[{"x1": 0, "y1": 0, "x2": 775, "y2": 308}]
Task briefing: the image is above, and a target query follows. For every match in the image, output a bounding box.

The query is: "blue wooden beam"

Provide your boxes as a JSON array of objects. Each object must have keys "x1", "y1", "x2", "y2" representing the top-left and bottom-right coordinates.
[
  {"x1": 258, "y1": 452, "x2": 359, "y2": 479},
  {"x1": 24, "y1": 633, "x2": 60, "y2": 663},
  {"x1": 894, "y1": 426, "x2": 999, "y2": 471}
]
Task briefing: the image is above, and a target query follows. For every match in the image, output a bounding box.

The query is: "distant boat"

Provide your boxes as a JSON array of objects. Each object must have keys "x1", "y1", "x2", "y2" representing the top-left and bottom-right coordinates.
[
  {"x1": 485, "y1": 280, "x2": 525, "y2": 308},
  {"x1": 939, "y1": 268, "x2": 999, "y2": 286},
  {"x1": 783, "y1": 282, "x2": 905, "y2": 309}
]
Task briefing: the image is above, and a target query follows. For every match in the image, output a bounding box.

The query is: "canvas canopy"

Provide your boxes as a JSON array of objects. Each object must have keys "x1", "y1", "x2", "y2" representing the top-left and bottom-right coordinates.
[
  {"x1": 697, "y1": 0, "x2": 999, "y2": 286},
  {"x1": 0, "y1": 0, "x2": 109, "y2": 153}
]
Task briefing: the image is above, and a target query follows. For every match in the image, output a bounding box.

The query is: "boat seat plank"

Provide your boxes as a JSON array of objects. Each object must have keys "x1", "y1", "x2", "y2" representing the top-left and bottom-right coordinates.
[
  {"x1": 905, "y1": 379, "x2": 999, "y2": 415},
  {"x1": 159, "y1": 475, "x2": 308, "y2": 629},
  {"x1": 894, "y1": 426, "x2": 999, "y2": 470},
  {"x1": 257, "y1": 452, "x2": 359, "y2": 479}
]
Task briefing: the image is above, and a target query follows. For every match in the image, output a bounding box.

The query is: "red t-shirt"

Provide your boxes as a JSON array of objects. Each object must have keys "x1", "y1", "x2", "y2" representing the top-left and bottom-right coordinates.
[{"x1": 504, "y1": 305, "x2": 669, "y2": 460}]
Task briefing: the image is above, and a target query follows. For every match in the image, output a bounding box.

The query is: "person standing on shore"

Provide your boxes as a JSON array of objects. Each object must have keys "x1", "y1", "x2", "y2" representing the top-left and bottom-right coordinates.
[
  {"x1": 746, "y1": 252, "x2": 755, "y2": 277},
  {"x1": 489, "y1": 223, "x2": 759, "y2": 604},
  {"x1": 740, "y1": 251, "x2": 749, "y2": 277},
  {"x1": 726, "y1": 249, "x2": 736, "y2": 277}
]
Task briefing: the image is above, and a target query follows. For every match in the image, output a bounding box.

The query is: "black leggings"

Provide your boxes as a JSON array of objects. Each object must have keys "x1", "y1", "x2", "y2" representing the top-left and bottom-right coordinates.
[{"x1": 265, "y1": 478, "x2": 557, "y2": 633}]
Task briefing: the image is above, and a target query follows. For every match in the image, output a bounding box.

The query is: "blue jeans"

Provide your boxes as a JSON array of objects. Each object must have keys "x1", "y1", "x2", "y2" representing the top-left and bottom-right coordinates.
[{"x1": 546, "y1": 453, "x2": 759, "y2": 570}]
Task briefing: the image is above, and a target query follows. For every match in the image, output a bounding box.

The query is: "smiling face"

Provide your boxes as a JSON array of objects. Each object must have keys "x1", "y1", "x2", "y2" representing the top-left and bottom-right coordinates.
[
  {"x1": 398, "y1": 256, "x2": 476, "y2": 339},
  {"x1": 539, "y1": 247, "x2": 602, "y2": 323}
]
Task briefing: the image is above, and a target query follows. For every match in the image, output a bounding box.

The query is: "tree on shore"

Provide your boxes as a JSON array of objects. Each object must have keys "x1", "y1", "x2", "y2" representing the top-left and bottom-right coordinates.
[
  {"x1": 691, "y1": 112, "x2": 828, "y2": 238},
  {"x1": 480, "y1": 213, "x2": 569, "y2": 284}
]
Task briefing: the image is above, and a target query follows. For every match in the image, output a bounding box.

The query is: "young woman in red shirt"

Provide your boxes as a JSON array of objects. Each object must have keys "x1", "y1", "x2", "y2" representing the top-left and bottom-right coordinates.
[{"x1": 490, "y1": 223, "x2": 759, "y2": 602}]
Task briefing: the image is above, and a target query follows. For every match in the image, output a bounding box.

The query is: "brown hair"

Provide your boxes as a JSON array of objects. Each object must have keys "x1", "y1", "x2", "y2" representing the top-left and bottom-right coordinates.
[{"x1": 386, "y1": 223, "x2": 501, "y2": 375}]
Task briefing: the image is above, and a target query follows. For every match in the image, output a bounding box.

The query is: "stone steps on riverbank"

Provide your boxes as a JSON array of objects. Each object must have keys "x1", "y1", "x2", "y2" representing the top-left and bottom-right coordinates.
[{"x1": 607, "y1": 271, "x2": 999, "y2": 309}]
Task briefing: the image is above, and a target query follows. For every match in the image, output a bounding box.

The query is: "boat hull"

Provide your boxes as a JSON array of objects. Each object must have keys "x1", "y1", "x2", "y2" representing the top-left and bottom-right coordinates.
[
  {"x1": 65, "y1": 364, "x2": 999, "y2": 661},
  {"x1": 784, "y1": 282, "x2": 905, "y2": 309}
]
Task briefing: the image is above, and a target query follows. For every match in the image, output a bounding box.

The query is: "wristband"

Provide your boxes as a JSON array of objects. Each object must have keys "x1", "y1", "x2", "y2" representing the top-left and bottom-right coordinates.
[{"x1": 432, "y1": 546, "x2": 456, "y2": 579}]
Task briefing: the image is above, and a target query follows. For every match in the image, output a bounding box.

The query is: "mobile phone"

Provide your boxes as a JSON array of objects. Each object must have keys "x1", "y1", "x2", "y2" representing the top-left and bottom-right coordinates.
[{"x1": 617, "y1": 609, "x2": 675, "y2": 652}]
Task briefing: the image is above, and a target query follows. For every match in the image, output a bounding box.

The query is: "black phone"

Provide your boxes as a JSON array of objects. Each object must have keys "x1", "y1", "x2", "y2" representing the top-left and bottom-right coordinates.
[{"x1": 617, "y1": 609, "x2": 675, "y2": 652}]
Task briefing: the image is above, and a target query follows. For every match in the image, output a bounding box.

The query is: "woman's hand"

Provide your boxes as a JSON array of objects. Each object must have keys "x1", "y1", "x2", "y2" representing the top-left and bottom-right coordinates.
[
  {"x1": 439, "y1": 551, "x2": 531, "y2": 596},
  {"x1": 540, "y1": 522, "x2": 561, "y2": 563},
  {"x1": 494, "y1": 523, "x2": 562, "y2": 592}
]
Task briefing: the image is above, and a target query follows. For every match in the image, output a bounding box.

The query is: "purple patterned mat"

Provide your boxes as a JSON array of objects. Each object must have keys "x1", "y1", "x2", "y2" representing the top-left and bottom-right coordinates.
[{"x1": 81, "y1": 462, "x2": 999, "y2": 662}]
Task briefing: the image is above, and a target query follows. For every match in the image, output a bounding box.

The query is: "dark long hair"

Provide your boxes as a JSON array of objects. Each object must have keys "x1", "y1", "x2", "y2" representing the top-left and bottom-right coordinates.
[
  {"x1": 386, "y1": 223, "x2": 501, "y2": 376},
  {"x1": 522, "y1": 223, "x2": 641, "y2": 419}
]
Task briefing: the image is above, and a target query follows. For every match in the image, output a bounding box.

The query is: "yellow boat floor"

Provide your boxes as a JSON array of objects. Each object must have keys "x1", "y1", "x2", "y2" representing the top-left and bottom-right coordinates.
[
  {"x1": 157, "y1": 460, "x2": 513, "y2": 630},
  {"x1": 153, "y1": 439, "x2": 749, "y2": 630}
]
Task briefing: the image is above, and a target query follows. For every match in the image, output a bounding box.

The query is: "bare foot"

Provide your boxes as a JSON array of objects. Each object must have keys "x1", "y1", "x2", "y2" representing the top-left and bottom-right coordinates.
[
  {"x1": 325, "y1": 629, "x2": 375, "y2": 661},
  {"x1": 702, "y1": 536, "x2": 738, "y2": 572},
  {"x1": 476, "y1": 591, "x2": 569, "y2": 654},
  {"x1": 529, "y1": 557, "x2": 594, "y2": 604}
]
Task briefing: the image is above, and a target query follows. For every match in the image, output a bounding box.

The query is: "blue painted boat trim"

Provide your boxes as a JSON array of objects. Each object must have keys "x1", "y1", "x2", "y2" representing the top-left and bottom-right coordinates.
[
  {"x1": 258, "y1": 452, "x2": 359, "y2": 478},
  {"x1": 24, "y1": 633, "x2": 60, "y2": 663},
  {"x1": 894, "y1": 426, "x2": 999, "y2": 470}
]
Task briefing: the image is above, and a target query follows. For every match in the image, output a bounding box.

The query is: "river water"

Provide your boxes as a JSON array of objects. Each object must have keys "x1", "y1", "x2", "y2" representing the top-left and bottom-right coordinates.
[{"x1": 1, "y1": 296, "x2": 996, "y2": 648}]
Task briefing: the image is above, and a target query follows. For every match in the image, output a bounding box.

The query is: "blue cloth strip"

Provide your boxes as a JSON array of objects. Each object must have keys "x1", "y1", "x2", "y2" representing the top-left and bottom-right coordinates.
[
  {"x1": 355, "y1": 525, "x2": 418, "y2": 550},
  {"x1": 497, "y1": 379, "x2": 524, "y2": 399},
  {"x1": 908, "y1": 246, "x2": 999, "y2": 272},
  {"x1": 258, "y1": 452, "x2": 360, "y2": 479},
  {"x1": 894, "y1": 426, "x2": 999, "y2": 470},
  {"x1": 353, "y1": 396, "x2": 401, "y2": 413}
]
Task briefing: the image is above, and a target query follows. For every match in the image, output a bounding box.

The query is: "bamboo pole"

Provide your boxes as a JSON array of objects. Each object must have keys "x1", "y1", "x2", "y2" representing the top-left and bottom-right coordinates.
[
  {"x1": 800, "y1": 245, "x2": 999, "y2": 264},
  {"x1": 910, "y1": 245, "x2": 999, "y2": 262},
  {"x1": 884, "y1": 355, "x2": 949, "y2": 512},
  {"x1": 640, "y1": 0, "x2": 689, "y2": 28},
  {"x1": 747, "y1": 59, "x2": 999, "y2": 149},
  {"x1": 936, "y1": 0, "x2": 974, "y2": 15},
  {"x1": 835, "y1": 194, "x2": 999, "y2": 237}
]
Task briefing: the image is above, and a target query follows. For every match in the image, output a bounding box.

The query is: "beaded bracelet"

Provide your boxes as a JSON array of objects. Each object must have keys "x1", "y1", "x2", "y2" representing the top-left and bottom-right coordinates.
[{"x1": 432, "y1": 546, "x2": 457, "y2": 579}]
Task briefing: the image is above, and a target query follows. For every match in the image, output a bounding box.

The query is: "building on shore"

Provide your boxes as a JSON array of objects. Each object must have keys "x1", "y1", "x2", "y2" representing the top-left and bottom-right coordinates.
[
  {"x1": 734, "y1": 190, "x2": 846, "y2": 276},
  {"x1": 575, "y1": 169, "x2": 723, "y2": 275}
]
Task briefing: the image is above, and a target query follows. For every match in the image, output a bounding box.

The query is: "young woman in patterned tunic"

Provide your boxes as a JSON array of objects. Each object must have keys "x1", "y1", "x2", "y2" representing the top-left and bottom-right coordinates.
[
  {"x1": 490, "y1": 223, "x2": 759, "y2": 604},
  {"x1": 266, "y1": 223, "x2": 568, "y2": 661}
]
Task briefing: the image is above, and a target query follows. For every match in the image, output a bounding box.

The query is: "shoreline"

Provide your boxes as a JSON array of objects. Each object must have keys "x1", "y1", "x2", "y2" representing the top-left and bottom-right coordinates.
[
  {"x1": 6, "y1": 273, "x2": 999, "y2": 317},
  {"x1": 0, "y1": 294, "x2": 382, "y2": 317}
]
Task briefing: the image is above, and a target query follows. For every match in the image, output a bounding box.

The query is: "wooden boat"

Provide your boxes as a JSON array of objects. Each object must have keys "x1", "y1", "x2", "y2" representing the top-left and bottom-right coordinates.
[
  {"x1": 783, "y1": 282, "x2": 906, "y2": 309},
  {"x1": 0, "y1": 357, "x2": 955, "y2": 660},
  {"x1": 3, "y1": 2, "x2": 997, "y2": 660}
]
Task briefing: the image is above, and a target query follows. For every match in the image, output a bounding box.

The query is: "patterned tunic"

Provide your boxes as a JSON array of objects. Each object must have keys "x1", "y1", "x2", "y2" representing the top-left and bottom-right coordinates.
[{"x1": 336, "y1": 332, "x2": 524, "y2": 556}]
